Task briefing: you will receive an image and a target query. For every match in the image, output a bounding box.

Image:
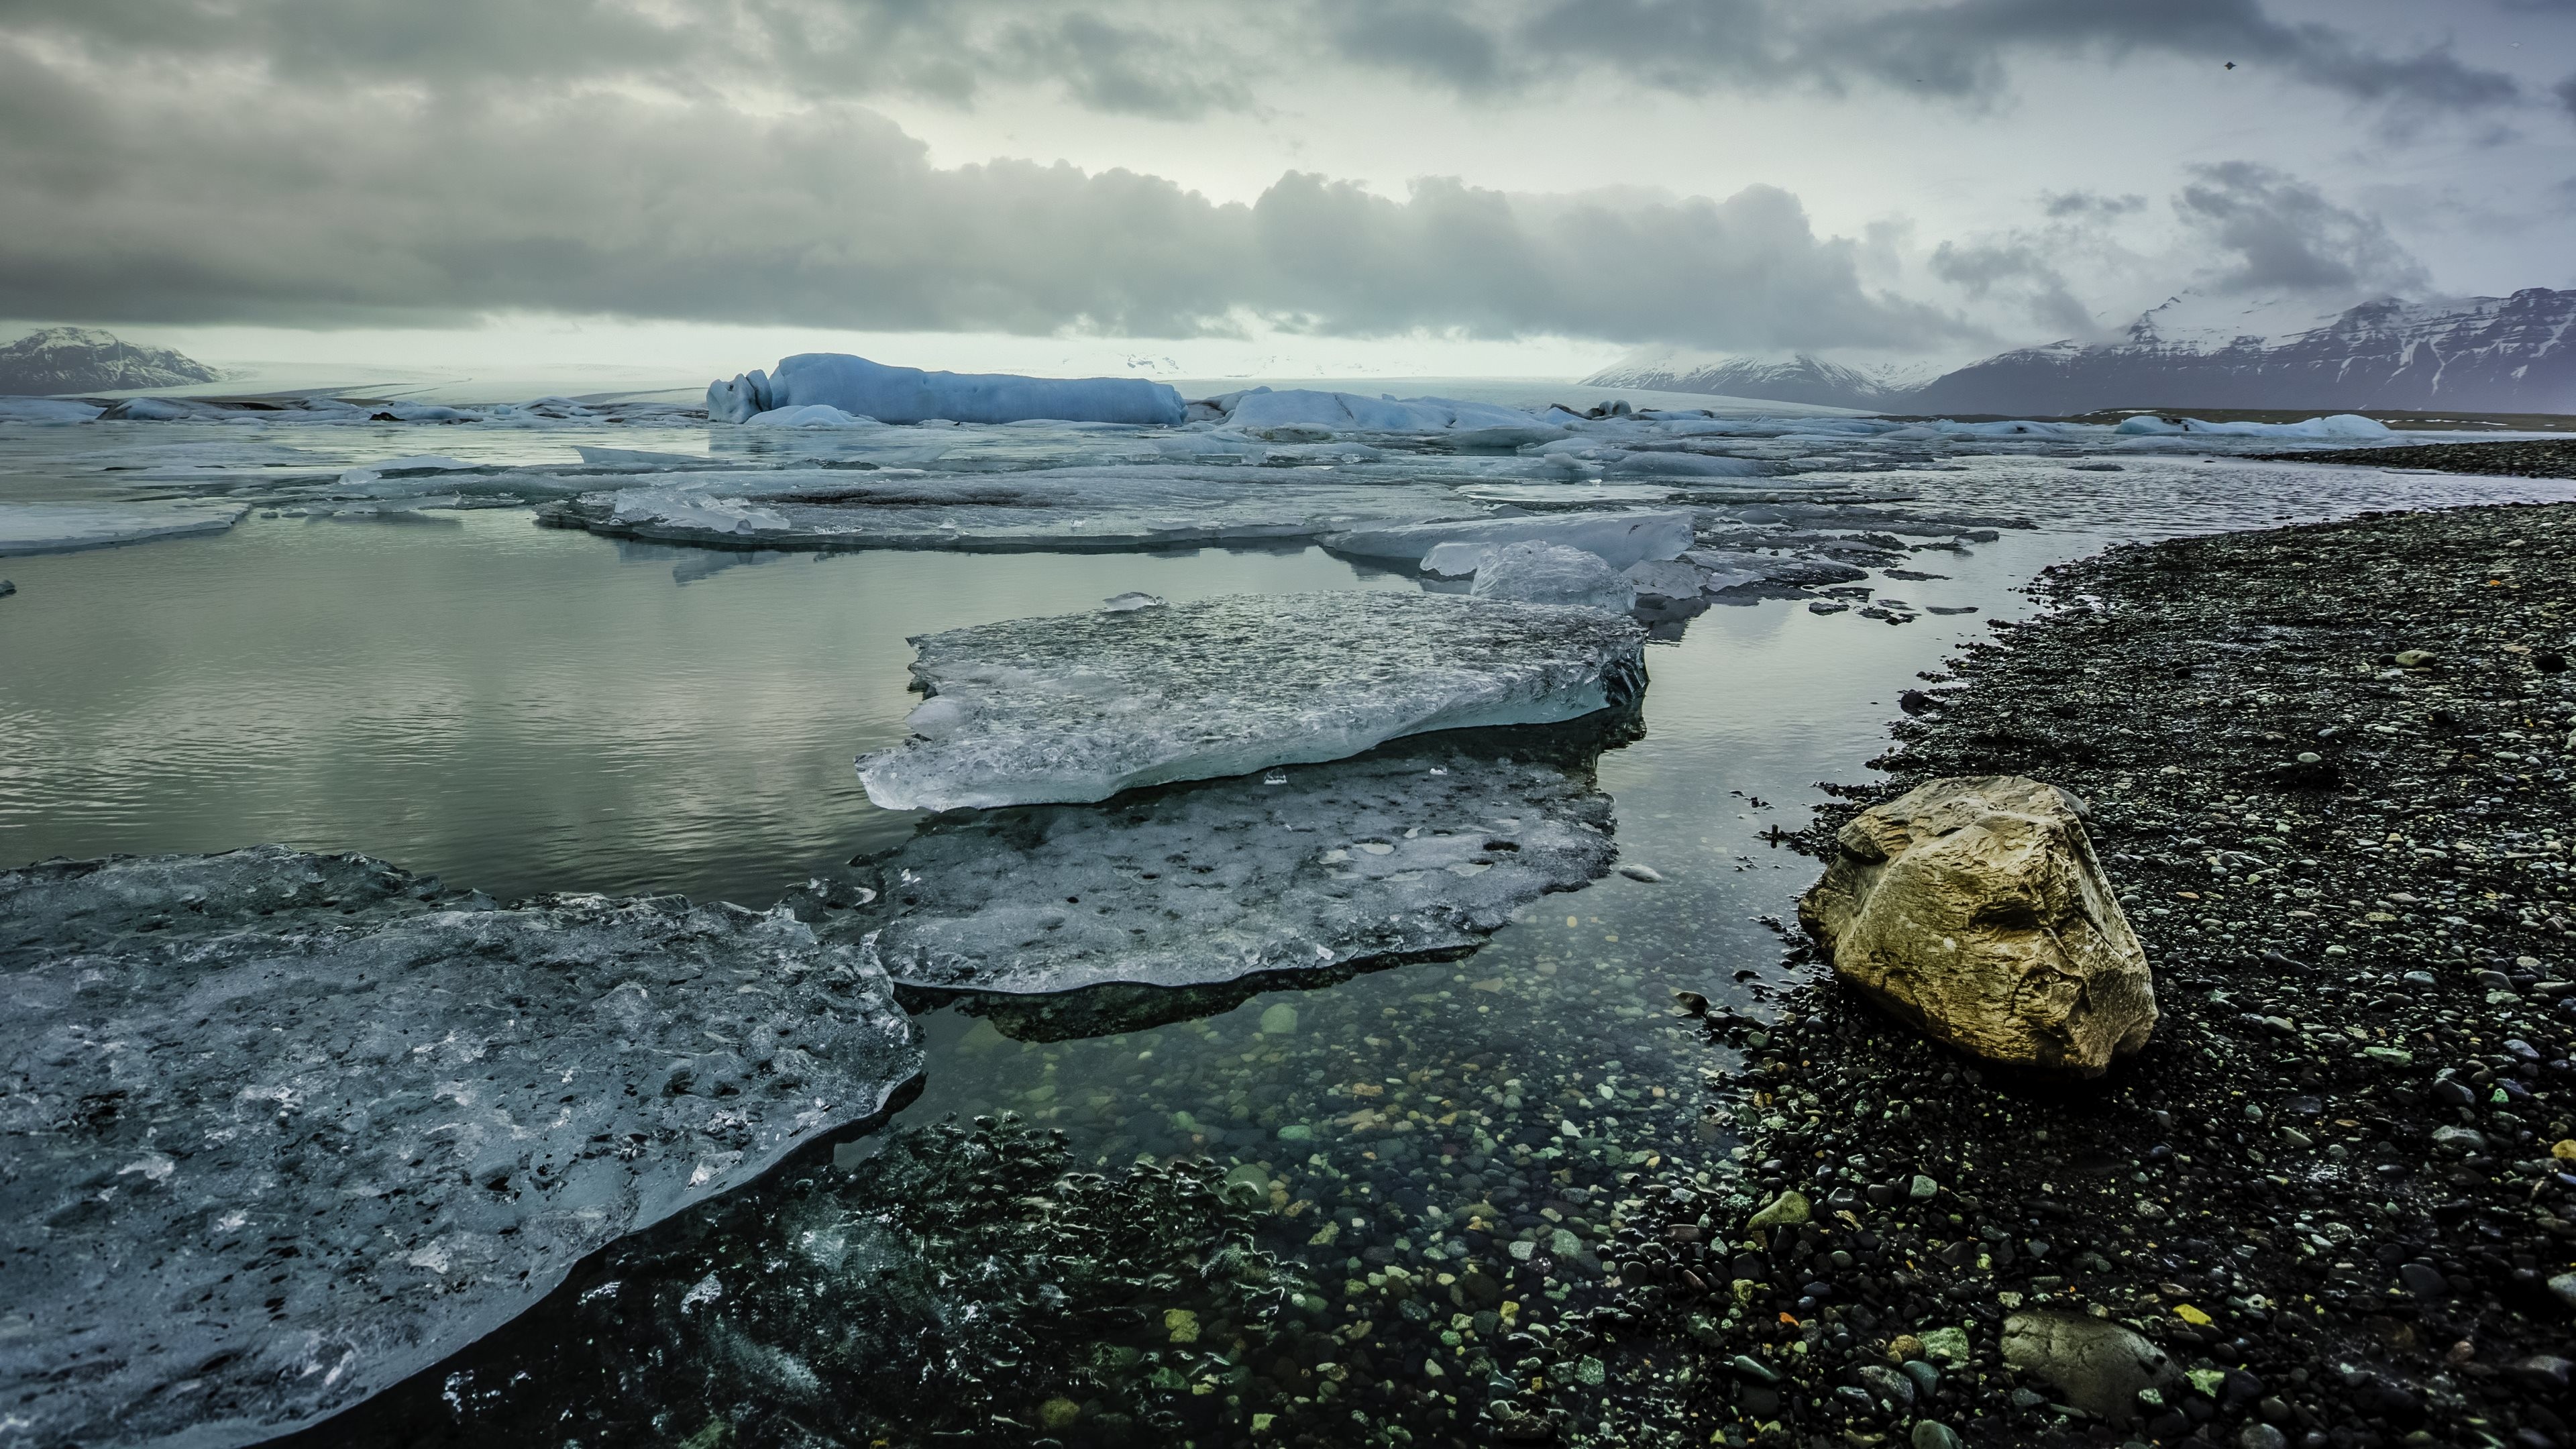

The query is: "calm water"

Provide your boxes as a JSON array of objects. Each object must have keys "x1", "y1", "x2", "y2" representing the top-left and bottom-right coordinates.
[{"x1": 5, "y1": 433, "x2": 2573, "y2": 1444}]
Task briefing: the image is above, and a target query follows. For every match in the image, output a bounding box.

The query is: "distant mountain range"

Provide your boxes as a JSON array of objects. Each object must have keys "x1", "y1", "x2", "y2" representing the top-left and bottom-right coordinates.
[
  {"x1": 0, "y1": 327, "x2": 225, "y2": 394},
  {"x1": 1589, "y1": 288, "x2": 2576, "y2": 417}
]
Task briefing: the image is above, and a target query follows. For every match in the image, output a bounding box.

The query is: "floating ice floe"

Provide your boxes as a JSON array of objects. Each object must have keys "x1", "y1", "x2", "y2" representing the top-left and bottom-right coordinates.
[
  {"x1": 608, "y1": 487, "x2": 792, "y2": 537},
  {"x1": 0, "y1": 845, "x2": 923, "y2": 1449},
  {"x1": 0, "y1": 500, "x2": 249, "y2": 556},
  {"x1": 746, "y1": 404, "x2": 883, "y2": 429},
  {"x1": 856, "y1": 591, "x2": 1647, "y2": 811},
  {"x1": 545, "y1": 467, "x2": 1493, "y2": 553},
  {"x1": 2111, "y1": 412, "x2": 2392, "y2": 439},
  {"x1": 1468, "y1": 542, "x2": 1637, "y2": 611},
  {"x1": 850, "y1": 718, "x2": 1627, "y2": 995},
  {"x1": 1322, "y1": 509, "x2": 1697, "y2": 575},
  {"x1": 0, "y1": 396, "x2": 103, "y2": 423},
  {"x1": 708, "y1": 354, "x2": 1185, "y2": 427}
]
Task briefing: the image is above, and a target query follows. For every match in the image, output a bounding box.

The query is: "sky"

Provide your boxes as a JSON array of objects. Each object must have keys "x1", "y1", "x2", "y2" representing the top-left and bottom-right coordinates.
[{"x1": 2, "y1": 0, "x2": 2573, "y2": 382}]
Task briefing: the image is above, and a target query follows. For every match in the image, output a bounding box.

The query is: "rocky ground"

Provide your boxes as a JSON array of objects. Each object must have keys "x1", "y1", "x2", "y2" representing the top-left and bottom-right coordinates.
[
  {"x1": 1542, "y1": 502, "x2": 2576, "y2": 1448},
  {"x1": 2252, "y1": 441, "x2": 2576, "y2": 480}
]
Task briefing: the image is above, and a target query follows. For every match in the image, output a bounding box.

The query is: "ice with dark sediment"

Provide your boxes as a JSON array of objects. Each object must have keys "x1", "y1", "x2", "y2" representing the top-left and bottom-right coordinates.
[
  {"x1": 856, "y1": 591, "x2": 1648, "y2": 811},
  {"x1": 849, "y1": 717, "x2": 1628, "y2": 996},
  {"x1": 0, "y1": 846, "x2": 923, "y2": 1449}
]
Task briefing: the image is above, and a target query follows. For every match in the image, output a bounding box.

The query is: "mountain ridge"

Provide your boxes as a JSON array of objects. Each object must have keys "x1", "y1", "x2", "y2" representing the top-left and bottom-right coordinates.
[
  {"x1": 1588, "y1": 288, "x2": 2576, "y2": 416},
  {"x1": 0, "y1": 327, "x2": 226, "y2": 395}
]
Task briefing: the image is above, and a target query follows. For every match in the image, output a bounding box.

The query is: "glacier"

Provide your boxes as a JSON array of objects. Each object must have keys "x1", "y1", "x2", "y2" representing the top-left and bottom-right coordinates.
[
  {"x1": 708, "y1": 354, "x2": 1185, "y2": 427},
  {"x1": 855, "y1": 591, "x2": 1648, "y2": 811},
  {"x1": 1468, "y1": 541, "x2": 1637, "y2": 611},
  {"x1": 0, "y1": 846, "x2": 923, "y2": 1449},
  {"x1": 848, "y1": 719, "x2": 1627, "y2": 996},
  {"x1": 0, "y1": 500, "x2": 249, "y2": 556}
]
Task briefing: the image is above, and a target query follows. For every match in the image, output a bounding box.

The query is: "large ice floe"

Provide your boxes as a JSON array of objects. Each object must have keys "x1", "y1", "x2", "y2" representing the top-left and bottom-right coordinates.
[
  {"x1": 856, "y1": 592, "x2": 1648, "y2": 811},
  {"x1": 707, "y1": 354, "x2": 1185, "y2": 426},
  {"x1": 0, "y1": 846, "x2": 923, "y2": 1449},
  {"x1": 1324, "y1": 509, "x2": 1697, "y2": 575},
  {"x1": 0, "y1": 500, "x2": 249, "y2": 555},
  {"x1": 848, "y1": 716, "x2": 1627, "y2": 998}
]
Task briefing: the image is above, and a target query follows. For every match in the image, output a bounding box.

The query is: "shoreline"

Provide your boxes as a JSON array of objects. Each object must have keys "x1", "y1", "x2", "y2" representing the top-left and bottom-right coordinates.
[{"x1": 1581, "y1": 502, "x2": 2576, "y2": 1447}]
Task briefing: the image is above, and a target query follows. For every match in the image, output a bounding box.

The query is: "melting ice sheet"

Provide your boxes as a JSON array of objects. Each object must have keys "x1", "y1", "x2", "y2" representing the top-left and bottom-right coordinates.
[
  {"x1": 847, "y1": 718, "x2": 1629, "y2": 997},
  {"x1": 0, "y1": 499, "x2": 248, "y2": 555},
  {"x1": 857, "y1": 592, "x2": 1648, "y2": 811},
  {"x1": 0, "y1": 847, "x2": 923, "y2": 1449}
]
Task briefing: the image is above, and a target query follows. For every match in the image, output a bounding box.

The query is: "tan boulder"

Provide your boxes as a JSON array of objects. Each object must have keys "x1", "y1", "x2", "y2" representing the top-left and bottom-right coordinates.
[{"x1": 1797, "y1": 775, "x2": 2153, "y2": 1075}]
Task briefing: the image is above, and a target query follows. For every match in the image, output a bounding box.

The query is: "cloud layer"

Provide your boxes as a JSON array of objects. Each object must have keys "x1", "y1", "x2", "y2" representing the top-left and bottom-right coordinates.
[{"x1": 0, "y1": 48, "x2": 1965, "y2": 350}]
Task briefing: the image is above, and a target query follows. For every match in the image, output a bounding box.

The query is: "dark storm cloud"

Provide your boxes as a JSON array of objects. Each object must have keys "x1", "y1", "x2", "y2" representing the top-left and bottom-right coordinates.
[
  {"x1": 2556, "y1": 73, "x2": 2576, "y2": 120},
  {"x1": 2041, "y1": 191, "x2": 2149, "y2": 219},
  {"x1": 1359, "y1": 0, "x2": 2526, "y2": 115},
  {"x1": 0, "y1": 47, "x2": 1967, "y2": 350},
  {"x1": 0, "y1": 0, "x2": 1256, "y2": 119},
  {"x1": 1927, "y1": 242, "x2": 2096, "y2": 335},
  {"x1": 2, "y1": 0, "x2": 2532, "y2": 120},
  {"x1": 2174, "y1": 162, "x2": 2430, "y2": 296}
]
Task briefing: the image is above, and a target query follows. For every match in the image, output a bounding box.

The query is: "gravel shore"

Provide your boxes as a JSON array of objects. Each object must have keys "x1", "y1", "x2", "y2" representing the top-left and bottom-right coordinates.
[
  {"x1": 1588, "y1": 503, "x2": 2576, "y2": 1448},
  {"x1": 2254, "y1": 441, "x2": 2576, "y2": 480}
]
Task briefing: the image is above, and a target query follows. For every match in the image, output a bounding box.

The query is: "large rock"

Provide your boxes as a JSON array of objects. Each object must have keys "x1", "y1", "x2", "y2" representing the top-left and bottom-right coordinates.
[
  {"x1": 1797, "y1": 775, "x2": 2153, "y2": 1074},
  {"x1": 0, "y1": 847, "x2": 924, "y2": 1449},
  {"x1": 2000, "y1": 1311, "x2": 2183, "y2": 1426}
]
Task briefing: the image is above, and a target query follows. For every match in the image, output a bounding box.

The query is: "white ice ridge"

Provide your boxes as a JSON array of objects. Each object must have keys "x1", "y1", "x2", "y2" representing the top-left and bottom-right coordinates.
[
  {"x1": 0, "y1": 499, "x2": 248, "y2": 556},
  {"x1": 1212, "y1": 387, "x2": 1568, "y2": 448},
  {"x1": 857, "y1": 591, "x2": 1648, "y2": 811},
  {"x1": 1320, "y1": 509, "x2": 1697, "y2": 574},
  {"x1": 707, "y1": 354, "x2": 1185, "y2": 426}
]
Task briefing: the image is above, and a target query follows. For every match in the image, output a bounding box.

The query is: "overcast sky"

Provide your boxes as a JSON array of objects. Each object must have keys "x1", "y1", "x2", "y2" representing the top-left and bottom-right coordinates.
[{"x1": 3, "y1": 0, "x2": 2571, "y2": 379}]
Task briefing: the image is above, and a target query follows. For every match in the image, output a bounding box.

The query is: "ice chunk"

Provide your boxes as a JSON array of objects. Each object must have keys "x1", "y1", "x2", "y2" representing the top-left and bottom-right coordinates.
[
  {"x1": 0, "y1": 396, "x2": 103, "y2": 423},
  {"x1": 708, "y1": 354, "x2": 1184, "y2": 426},
  {"x1": 2111, "y1": 412, "x2": 2392, "y2": 438},
  {"x1": 607, "y1": 487, "x2": 791, "y2": 537},
  {"x1": 746, "y1": 404, "x2": 882, "y2": 429},
  {"x1": 853, "y1": 719, "x2": 1625, "y2": 994},
  {"x1": 1324, "y1": 509, "x2": 1695, "y2": 574},
  {"x1": 1468, "y1": 542, "x2": 1635, "y2": 611},
  {"x1": 1621, "y1": 557, "x2": 1710, "y2": 600},
  {"x1": 0, "y1": 500, "x2": 248, "y2": 556},
  {"x1": 856, "y1": 591, "x2": 1646, "y2": 810},
  {"x1": 0, "y1": 846, "x2": 922, "y2": 1449}
]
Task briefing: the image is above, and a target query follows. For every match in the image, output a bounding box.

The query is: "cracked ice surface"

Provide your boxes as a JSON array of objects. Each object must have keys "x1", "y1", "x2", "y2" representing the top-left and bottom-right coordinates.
[
  {"x1": 852, "y1": 720, "x2": 1625, "y2": 995},
  {"x1": 857, "y1": 592, "x2": 1647, "y2": 811},
  {"x1": 0, "y1": 846, "x2": 922, "y2": 1449}
]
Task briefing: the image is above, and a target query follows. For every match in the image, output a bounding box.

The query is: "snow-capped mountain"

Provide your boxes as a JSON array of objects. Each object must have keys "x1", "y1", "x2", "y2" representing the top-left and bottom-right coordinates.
[
  {"x1": 1909, "y1": 288, "x2": 2576, "y2": 415},
  {"x1": 1586, "y1": 350, "x2": 1945, "y2": 409},
  {"x1": 1589, "y1": 290, "x2": 2576, "y2": 416},
  {"x1": 0, "y1": 327, "x2": 225, "y2": 394}
]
